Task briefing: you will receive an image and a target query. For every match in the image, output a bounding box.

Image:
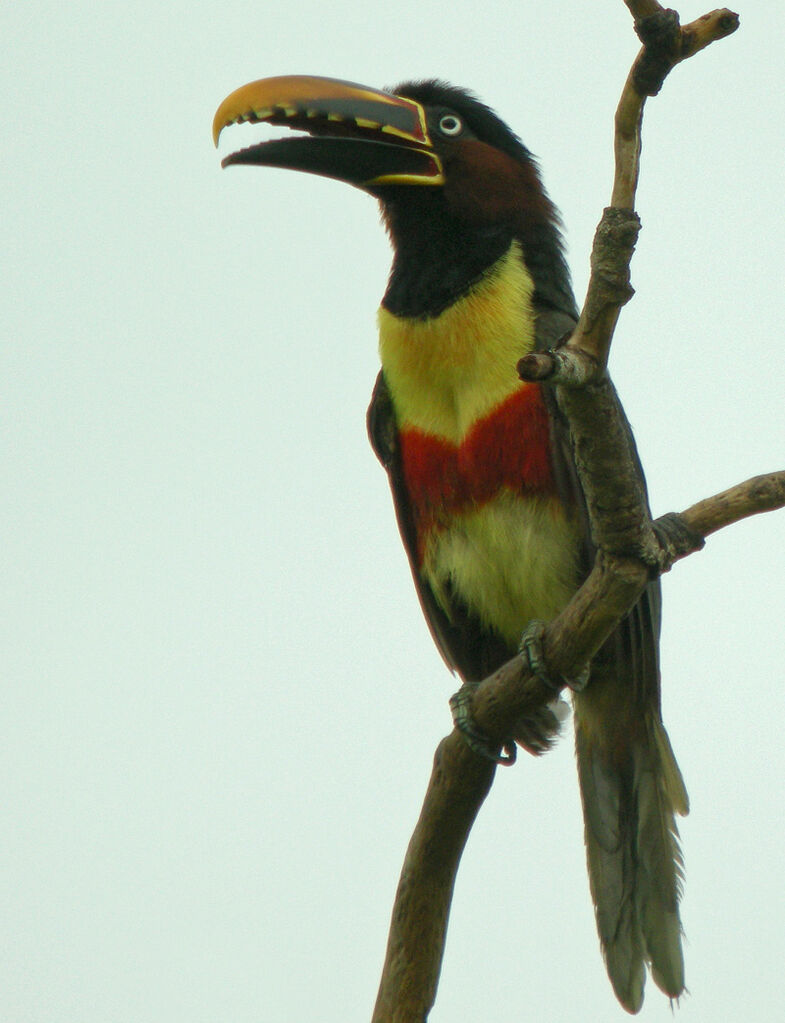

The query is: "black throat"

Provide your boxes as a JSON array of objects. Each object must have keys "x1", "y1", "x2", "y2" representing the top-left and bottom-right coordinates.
[
  {"x1": 378, "y1": 188, "x2": 577, "y2": 322},
  {"x1": 378, "y1": 189, "x2": 513, "y2": 320}
]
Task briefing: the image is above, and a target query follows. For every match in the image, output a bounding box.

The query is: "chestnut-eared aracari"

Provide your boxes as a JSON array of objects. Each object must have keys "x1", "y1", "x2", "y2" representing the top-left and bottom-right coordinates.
[{"x1": 213, "y1": 75, "x2": 688, "y2": 1014}]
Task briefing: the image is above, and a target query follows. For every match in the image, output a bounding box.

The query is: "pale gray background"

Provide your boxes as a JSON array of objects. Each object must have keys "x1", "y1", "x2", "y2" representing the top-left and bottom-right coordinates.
[{"x1": 3, "y1": 2, "x2": 784, "y2": 1020}]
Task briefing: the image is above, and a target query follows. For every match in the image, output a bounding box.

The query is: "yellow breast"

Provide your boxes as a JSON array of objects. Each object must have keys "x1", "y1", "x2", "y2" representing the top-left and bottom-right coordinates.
[{"x1": 377, "y1": 241, "x2": 537, "y2": 442}]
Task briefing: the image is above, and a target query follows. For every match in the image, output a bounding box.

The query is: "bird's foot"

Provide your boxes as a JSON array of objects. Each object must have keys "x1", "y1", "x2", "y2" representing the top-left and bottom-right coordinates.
[
  {"x1": 449, "y1": 682, "x2": 517, "y2": 766},
  {"x1": 449, "y1": 622, "x2": 591, "y2": 764},
  {"x1": 519, "y1": 620, "x2": 590, "y2": 693}
]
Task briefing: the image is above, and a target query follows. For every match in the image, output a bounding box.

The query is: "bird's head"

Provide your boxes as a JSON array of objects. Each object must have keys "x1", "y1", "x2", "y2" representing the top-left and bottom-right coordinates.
[{"x1": 213, "y1": 75, "x2": 574, "y2": 317}]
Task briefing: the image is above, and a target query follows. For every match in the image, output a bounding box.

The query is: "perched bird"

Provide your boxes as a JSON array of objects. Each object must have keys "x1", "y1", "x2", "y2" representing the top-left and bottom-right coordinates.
[{"x1": 213, "y1": 75, "x2": 689, "y2": 1013}]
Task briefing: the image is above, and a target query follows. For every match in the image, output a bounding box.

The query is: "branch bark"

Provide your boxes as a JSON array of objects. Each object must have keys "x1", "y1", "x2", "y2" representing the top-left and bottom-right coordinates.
[
  {"x1": 373, "y1": 472, "x2": 785, "y2": 1023},
  {"x1": 371, "y1": 6, "x2": 768, "y2": 1022}
]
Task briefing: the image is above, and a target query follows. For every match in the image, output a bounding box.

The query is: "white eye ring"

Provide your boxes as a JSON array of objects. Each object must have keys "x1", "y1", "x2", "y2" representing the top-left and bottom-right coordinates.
[{"x1": 438, "y1": 114, "x2": 463, "y2": 136}]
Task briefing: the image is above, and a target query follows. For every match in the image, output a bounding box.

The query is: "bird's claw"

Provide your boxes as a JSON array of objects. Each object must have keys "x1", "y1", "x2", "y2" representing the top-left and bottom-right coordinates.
[
  {"x1": 449, "y1": 683, "x2": 517, "y2": 765},
  {"x1": 449, "y1": 620, "x2": 591, "y2": 765},
  {"x1": 519, "y1": 620, "x2": 590, "y2": 693}
]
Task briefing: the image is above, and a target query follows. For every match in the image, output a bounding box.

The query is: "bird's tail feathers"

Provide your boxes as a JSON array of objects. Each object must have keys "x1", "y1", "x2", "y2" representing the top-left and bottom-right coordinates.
[{"x1": 575, "y1": 712, "x2": 688, "y2": 1014}]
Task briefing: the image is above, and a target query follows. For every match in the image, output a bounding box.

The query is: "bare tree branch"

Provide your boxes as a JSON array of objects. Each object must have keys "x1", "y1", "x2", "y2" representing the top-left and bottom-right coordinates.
[
  {"x1": 374, "y1": 474, "x2": 784, "y2": 1019},
  {"x1": 371, "y1": 739, "x2": 494, "y2": 1023},
  {"x1": 679, "y1": 472, "x2": 785, "y2": 546},
  {"x1": 371, "y1": 6, "x2": 765, "y2": 1022},
  {"x1": 567, "y1": 4, "x2": 741, "y2": 370},
  {"x1": 613, "y1": 5, "x2": 740, "y2": 211}
]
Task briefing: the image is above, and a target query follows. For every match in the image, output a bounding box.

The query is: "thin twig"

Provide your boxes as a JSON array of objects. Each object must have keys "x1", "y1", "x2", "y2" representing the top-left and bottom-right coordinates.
[{"x1": 680, "y1": 471, "x2": 785, "y2": 544}]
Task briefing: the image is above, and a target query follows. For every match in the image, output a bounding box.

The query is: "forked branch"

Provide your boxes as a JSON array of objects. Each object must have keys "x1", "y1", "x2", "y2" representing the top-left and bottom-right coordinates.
[{"x1": 370, "y1": 7, "x2": 776, "y2": 1023}]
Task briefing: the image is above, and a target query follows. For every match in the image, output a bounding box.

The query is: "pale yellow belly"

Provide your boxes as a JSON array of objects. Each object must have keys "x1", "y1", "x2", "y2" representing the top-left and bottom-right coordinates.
[{"x1": 422, "y1": 490, "x2": 582, "y2": 646}]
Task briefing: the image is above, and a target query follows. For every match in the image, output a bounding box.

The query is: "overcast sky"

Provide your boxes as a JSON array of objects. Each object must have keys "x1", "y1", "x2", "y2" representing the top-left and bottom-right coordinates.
[{"x1": 3, "y1": 3, "x2": 784, "y2": 1021}]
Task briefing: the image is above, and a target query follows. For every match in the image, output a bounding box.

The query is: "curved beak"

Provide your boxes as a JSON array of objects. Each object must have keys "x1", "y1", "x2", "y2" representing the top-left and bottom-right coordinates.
[{"x1": 212, "y1": 75, "x2": 444, "y2": 189}]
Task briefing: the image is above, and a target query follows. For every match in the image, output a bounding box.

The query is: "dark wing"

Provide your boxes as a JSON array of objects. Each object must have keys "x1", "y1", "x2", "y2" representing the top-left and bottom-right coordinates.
[
  {"x1": 367, "y1": 370, "x2": 512, "y2": 682},
  {"x1": 535, "y1": 306, "x2": 592, "y2": 568}
]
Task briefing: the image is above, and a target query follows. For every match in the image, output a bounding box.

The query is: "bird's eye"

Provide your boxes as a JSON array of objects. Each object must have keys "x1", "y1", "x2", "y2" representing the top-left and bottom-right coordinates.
[{"x1": 438, "y1": 114, "x2": 463, "y2": 136}]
